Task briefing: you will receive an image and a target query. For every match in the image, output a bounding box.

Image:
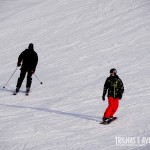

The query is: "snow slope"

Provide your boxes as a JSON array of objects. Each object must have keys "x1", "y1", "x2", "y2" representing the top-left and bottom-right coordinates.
[{"x1": 0, "y1": 0, "x2": 150, "y2": 150}]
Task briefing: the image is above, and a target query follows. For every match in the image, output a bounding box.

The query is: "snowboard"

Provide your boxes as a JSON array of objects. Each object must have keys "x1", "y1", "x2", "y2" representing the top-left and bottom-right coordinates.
[{"x1": 100, "y1": 117, "x2": 117, "y2": 125}]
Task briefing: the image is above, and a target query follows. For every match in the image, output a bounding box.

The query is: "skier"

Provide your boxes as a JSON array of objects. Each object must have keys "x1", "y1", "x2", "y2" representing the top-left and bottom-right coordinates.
[
  {"x1": 102, "y1": 68, "x2": 124, "y2": 123},
  {"x1": 15, "y1": 43, "x2": 38, "y2": 93}
]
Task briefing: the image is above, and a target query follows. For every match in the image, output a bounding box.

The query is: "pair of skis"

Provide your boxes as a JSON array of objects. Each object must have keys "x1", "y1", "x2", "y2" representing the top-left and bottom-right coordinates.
[{"x1": 13, "y1": 90, "x2": 29, "y2": 96}]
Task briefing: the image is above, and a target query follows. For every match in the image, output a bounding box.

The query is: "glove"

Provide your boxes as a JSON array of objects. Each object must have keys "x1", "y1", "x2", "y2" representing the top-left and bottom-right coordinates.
[
  {"x1": 17, "y1": 63, "x2": 21, "y2": 67},
  {"x1": 31, "y1": 70, "x2": 35, "y2": 74},
  {"x1": 102, "y1": 94, "x2": 105, "y2": 101},
  {"x1": 118, "y1": 94, "x2": 122, "y2": 100}
]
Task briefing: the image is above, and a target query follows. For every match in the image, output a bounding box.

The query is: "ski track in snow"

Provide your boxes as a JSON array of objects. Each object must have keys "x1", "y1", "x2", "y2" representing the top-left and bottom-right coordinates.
[{"x1": 0, "y1": 0, "x2": 150, "y2": 150}]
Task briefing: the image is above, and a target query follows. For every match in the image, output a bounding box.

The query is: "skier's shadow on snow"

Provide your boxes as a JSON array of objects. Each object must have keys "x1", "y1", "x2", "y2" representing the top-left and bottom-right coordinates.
[
  {"x1": 0, "y1": 87, "x2": 14, "y2": 93},
  {"x1": 0, "y1": 87, "x2": 25, "y2": 93},
  {"x1": 0, "y1": 103, "x2": 101, "y2": 122}
]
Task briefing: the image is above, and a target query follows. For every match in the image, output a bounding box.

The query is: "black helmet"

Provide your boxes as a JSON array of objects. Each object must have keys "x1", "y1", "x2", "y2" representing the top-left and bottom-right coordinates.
[
  {"x1": 110, "y1": 68, "x2": 117, "y2": 74},
  {"x1": 28, "y1": 43, "x2": 34, "y2": 50}
]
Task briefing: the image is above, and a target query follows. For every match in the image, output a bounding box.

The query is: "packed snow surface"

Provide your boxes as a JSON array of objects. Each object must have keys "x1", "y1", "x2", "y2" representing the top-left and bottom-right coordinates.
[{"x1": 0, "y1": 0, "x2": 150, "y2": 150}]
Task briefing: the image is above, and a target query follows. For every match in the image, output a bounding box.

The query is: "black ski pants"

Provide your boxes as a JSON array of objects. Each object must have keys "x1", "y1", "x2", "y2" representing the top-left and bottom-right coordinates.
[{"x1": 16, "y1": 70, "x2": 32, "y2": 89}]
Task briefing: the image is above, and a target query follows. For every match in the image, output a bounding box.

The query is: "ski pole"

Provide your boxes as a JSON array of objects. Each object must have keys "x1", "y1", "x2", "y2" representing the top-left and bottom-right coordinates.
[
  {"x1": 34, "y1": 74, "x2": 43, "y2": 84},
  {"x1": 3, "y1": 67, "x2": 18, "y2": 88}
]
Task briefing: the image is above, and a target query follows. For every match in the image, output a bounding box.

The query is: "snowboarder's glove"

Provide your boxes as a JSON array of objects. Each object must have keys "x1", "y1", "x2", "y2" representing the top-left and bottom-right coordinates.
[
  {"x1": 102, "y1": 94, "x2": 105, "y2": 101},
  {"x1": 17, "y1": 63, "x2": 21, "y2": 67},
  {"x1": 118, "y1": 94, "x2": 122, "y2": 100}
]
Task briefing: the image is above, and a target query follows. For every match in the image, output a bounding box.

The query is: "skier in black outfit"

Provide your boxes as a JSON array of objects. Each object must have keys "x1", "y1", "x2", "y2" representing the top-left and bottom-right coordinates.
[{"x1": 15, "y1": 43, "x2": 38, "y2": 93}]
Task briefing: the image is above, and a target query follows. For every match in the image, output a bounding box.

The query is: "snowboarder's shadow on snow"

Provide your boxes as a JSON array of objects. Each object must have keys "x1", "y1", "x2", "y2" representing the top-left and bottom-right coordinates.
[{"x1": 0, "y1": 103, "x2": 101, "y2": 122}]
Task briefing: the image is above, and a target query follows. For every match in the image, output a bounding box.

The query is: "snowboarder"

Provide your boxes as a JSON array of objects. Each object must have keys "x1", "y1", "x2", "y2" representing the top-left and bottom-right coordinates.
[
  {"x1": 15, "y1": 43, "x2": 38, "y2": 93},
  {"x1": 102, "y1": 68, "x2": 124, "y2": 123}
]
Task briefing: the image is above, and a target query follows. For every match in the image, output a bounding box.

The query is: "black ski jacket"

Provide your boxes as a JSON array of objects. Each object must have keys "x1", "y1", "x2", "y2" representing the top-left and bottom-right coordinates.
[
  {"x1": 103, "y1": 75, "x2": 124, "y2": 99},
  {"x1": 17, "y1": 48, "x2": 38, "y2": 71}
]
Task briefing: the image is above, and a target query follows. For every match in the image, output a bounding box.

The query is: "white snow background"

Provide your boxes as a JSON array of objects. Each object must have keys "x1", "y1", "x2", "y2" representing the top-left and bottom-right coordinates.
[{"x1": 0, "y1": 0, "x2": 150, "y2": 150}]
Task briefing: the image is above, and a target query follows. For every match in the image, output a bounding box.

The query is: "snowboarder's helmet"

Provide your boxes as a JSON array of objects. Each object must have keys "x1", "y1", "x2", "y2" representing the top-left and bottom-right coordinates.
[
  {"x1": 28, "y1": 43, "x2": 34, "y2": 50},
  {"x1": 110, "y1": 68, "x2": 117, "y2": 74}
]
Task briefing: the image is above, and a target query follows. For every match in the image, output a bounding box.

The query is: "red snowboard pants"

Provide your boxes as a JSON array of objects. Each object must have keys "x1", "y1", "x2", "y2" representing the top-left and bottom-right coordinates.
[{"x1": 104, "y1": 96, "x2": 119, "y2": 118}]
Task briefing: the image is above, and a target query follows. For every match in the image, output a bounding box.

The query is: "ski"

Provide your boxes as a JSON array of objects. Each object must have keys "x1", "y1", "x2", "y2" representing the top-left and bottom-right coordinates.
[
  {"x1": 13, "y1": 92, "x2": 17, "y2": 95},
  {"x1": 13, "y1": 90, "x2": 19, "y2": 95},
  {"x1": 100, "y1": 117, "x2": 117, "y2": 125},
  {"x1": 13, "y1": 88, "x2": 19, "y2": 95},
  {"x1": 13, "y1": 89, "x2": 30, "y2": 96},
  {"x1": 25, "y1": 88, "x2": 30, "y2": 96},
  {"x1": 25, "y1": 92, "x2": 29, "y2": 96},
  {"x1": 13, "y1": 92, "x2": 30, "y2": 96}
]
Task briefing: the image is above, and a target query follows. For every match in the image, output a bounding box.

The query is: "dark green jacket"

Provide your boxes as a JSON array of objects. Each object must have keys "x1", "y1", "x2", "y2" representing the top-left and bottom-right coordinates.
[{"x1": 103, "y1": 75, "x2": 124, "y2": 98}]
